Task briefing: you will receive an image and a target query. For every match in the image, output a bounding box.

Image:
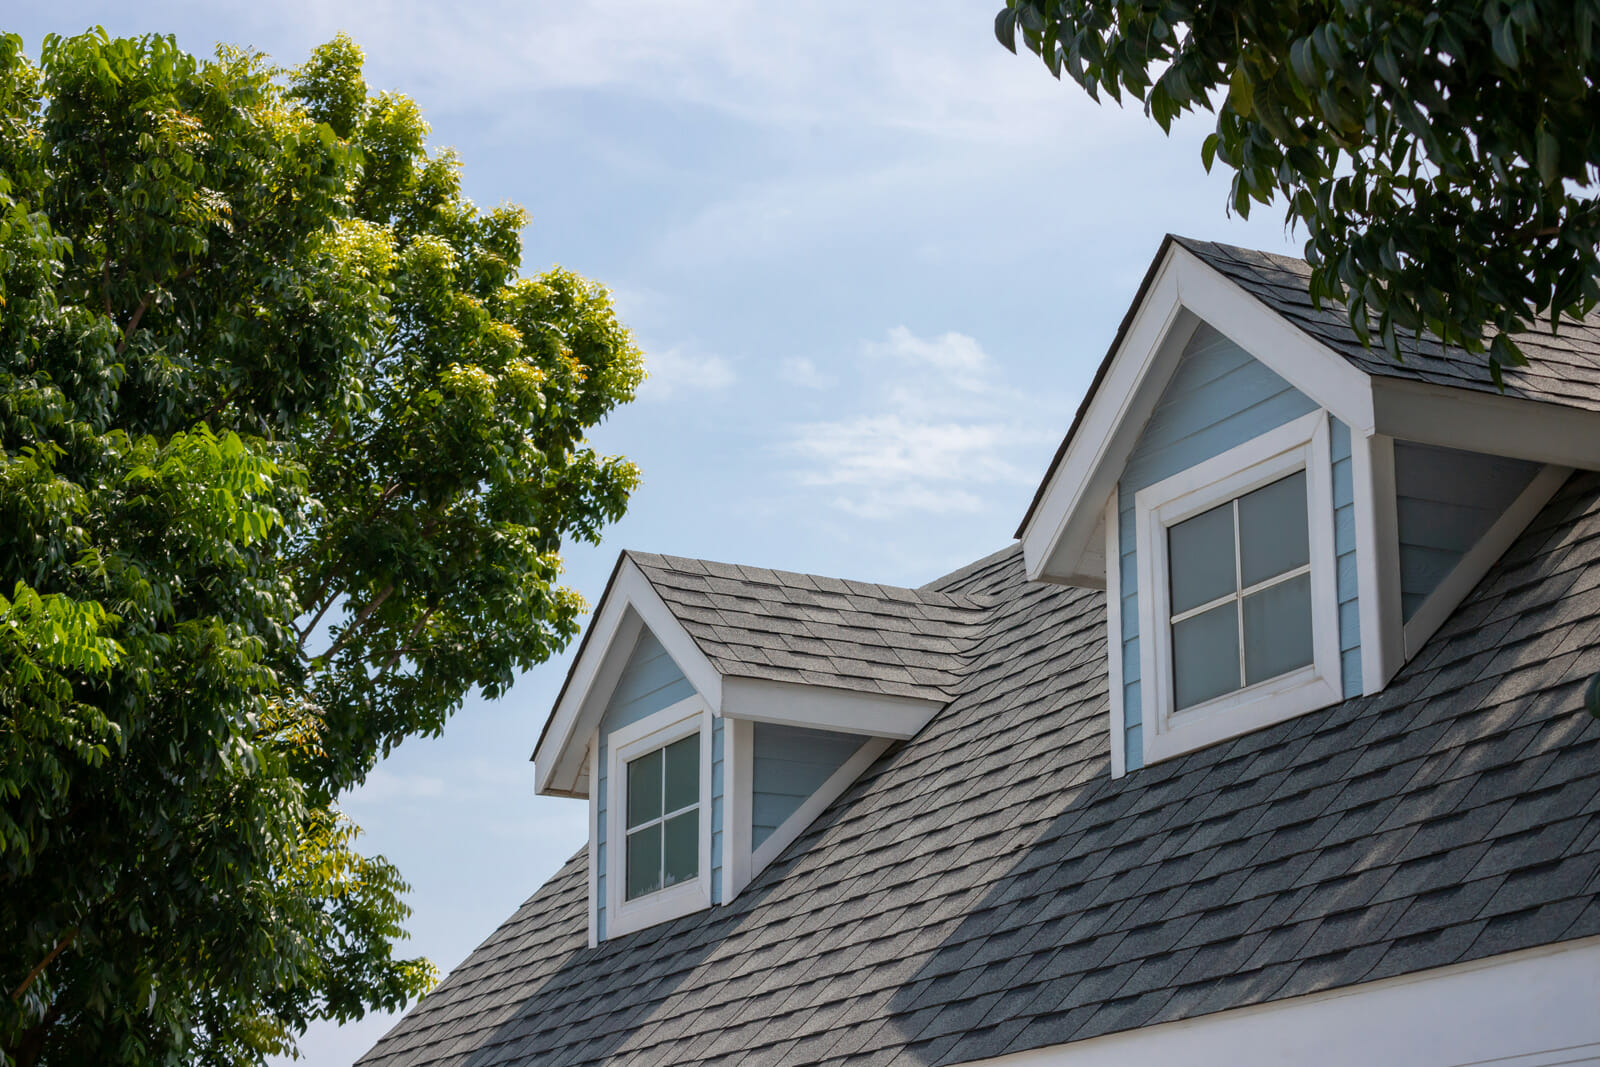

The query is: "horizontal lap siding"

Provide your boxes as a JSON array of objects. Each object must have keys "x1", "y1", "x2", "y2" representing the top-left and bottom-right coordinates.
[
  {"x1": 1394, "y1": 443, "x2": 1539, "y2": 621},
  {"x1": 596, "y1": 629, "x2": 698, "y2": 939},
  {"x1": 1119, "y1": 323, "x2": 1322, "y2": 770},
  {"x1": 1331, "y1": 419, "x2": 1362, "y2": 698},
  {"x1": 751, "y1": 723, "x2": 864, "y2": 849}
]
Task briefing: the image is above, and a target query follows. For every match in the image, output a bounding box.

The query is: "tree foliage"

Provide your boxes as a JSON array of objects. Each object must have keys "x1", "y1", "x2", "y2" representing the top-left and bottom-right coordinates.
[
  {"x1": 996, "y1": 0, "x2": 1600, "y2": 382},
  {"x1": 0, "y1": 29, "x2": 642, "y2": 1065}
]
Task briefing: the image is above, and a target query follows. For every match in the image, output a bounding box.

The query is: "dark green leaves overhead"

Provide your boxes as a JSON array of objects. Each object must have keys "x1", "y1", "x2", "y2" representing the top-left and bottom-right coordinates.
[
  {"x1": 996, "y1": 0, "x2": 1600, "y2": 383},
  {"x1": 0, "y1": 29, "x2": 642, "y2": 1066}
]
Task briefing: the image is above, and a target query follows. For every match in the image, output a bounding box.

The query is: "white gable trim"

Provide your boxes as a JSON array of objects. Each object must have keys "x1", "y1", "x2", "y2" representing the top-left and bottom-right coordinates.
[
  {"x1": 535, "y1": 558, "x2": 723, "y2": 798},
  {"x1": 1022, "y1": 243, "x2": 1375, "y2": 587},
  {"x1": 947, "y1": 936, "x2": 1600, "y2": 1067},
  {"x1": 719, "y1": 675, "x2": 941, "y2": 739}
]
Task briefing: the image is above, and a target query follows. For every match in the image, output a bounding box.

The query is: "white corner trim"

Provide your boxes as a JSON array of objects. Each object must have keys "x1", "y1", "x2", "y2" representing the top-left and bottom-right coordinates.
[
  {"x1": 602, "y1": 697, "x2": 714, "y2": 940},
  {"x1": 1021, "y1": 242, "x2": 1376, "y2": 586},
  {"x1": 1104, "y1": 492, "x2": 1126, "y2": 780},
  {"x1": 535, "y1": 557, "x2": 724, "y2": 797},
  {"x1": 719, "y1": 676, "x2": 941, "y2": 740},
  {"x1": 945, "y1": 936, "x2": 1600, "y2": 1067},
  {"x1": 586, "y1": 737, "x2": 599, "y2": 949},
  {"x1": 746, "y1": 736, "x2": 891, "y2": 886},
  {"x1": 1135, "y1": 411, "x2": 1342, "y2": 765},
  {"x1": 1403, "y1": 463, "x2": 1571, "y2": 657},
  {"x1": 1373, "y1": 377, "x2": 1600, "y2": 471},
  {"x1": 1352, "y1": 432, "x2": 1405, "y2": 694},
  {"x1": 722, "y1": 717, "x2": 752, "y2": 906}
]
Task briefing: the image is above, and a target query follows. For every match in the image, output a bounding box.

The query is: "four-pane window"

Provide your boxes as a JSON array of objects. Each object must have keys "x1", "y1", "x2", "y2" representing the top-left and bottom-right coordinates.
[
  {"x1": 1167, "y1": 470, "x2": 1313, "y2": 711},
  {"x1": 624, "y1": 735, "x2": 699, "y2": 900}
]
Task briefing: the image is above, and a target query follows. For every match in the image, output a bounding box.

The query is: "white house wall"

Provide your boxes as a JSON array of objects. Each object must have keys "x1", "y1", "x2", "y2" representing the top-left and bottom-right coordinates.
[
  {"x1": 1115, "y1": 323, "x2": 1359, "y2": 770},
  {"x1": 948, "y1": 936, "x2": 1600, "y2": 1067}
]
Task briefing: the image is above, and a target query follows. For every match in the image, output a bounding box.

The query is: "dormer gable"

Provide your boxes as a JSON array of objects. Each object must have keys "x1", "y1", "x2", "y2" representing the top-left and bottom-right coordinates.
[
  {"x1": 1018, "y1": 235, "x2": 1600, "y2": 774},
  {"x1": 533, "y1": 551, "x2": 985, "y2": 942}
]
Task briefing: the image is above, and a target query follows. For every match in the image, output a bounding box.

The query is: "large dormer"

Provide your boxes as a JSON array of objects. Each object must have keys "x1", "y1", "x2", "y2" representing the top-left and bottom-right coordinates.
[
  {"x1": 532, "y1": 551, "x2": 984, "y2": 942},
  {"x1": 1017, "y1": 236, "x2": 1600, "y2": 774}
]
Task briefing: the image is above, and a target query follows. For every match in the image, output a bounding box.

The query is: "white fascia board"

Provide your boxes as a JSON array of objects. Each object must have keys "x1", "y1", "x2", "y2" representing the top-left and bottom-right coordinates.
[
  {"x1": 947, "y1": 936, "x2": 1600, "y2": 1067},
  {"x1": 719, "y1": 676, "x2": 941, "y2": 740},
  {"x1": 1373, "y1": 376, "x2": 1600, "y2": 470},
  {"x1": 534, "y1": 558, "x2": 724, "y2": 798},
  {"x1": 1022, "y1": 244, "x2": 1375, "y2": 587}
]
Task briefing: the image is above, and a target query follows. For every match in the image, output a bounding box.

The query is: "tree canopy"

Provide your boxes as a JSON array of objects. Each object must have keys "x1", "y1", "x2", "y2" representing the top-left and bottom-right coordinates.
[
  {"x1": 996, "y1": 0, "x2": 1600, "y2": 383},
  {"x1": 0, "y1": 29, "x2": 642, "y2": 1066}
]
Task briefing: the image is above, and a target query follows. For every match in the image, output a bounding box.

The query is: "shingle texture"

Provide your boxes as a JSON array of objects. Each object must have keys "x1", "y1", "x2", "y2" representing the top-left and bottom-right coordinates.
[
  {"x1": 360, "y1": 473, "x2": 1600, "y2": 1067},
  {"x1": 1176, "y1": 237, "x2": 1600, "y2": 413},
  {"x1": 625, "y1": 551, "x2": 989, "y2": 702}
]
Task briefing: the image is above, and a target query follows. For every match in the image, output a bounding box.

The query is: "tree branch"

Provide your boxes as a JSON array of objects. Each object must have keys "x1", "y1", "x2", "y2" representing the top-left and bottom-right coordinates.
[
  {"x1": 317, "y1": 582, "x2": 395, "y2": 663},
  {"x1": 12, "y1": 927, "x2": 78, "y2": 1002}
]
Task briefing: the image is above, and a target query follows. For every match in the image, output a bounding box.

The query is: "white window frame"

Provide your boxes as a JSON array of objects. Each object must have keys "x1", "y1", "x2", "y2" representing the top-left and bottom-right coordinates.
[
  {"x1": 604, "y1": 695, "x2": 713, "y2": 939},
  {"x1": 1135, "y1": 410, "x2": 1341, "y2": 764}
]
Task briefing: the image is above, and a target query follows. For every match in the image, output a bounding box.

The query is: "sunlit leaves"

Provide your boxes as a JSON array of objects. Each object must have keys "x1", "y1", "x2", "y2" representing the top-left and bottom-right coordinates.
[
  {"x1": 997, "y1": 0, "x2": 1600, "y2": 379},
  {"x1": 0, "y1": 28, "x2": 641, "y2": 1067}
]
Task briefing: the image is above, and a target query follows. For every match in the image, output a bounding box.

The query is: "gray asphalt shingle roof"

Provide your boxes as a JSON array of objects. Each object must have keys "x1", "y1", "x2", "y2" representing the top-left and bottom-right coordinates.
[
  {"x1": 1176, "y1": 237, "x2": 1600, "y2": 413},
  {"x1": 626, "y1": 551, "x2": 989, "y2": 703},
  {"x1": 359, "y1": 470, "x2": 1600, "y2": 1067}
]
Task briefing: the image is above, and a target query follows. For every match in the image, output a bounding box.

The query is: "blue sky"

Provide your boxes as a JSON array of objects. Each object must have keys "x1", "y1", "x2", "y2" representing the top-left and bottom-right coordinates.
[{"x1": 11, "y1": 4, "x2": 1305, "y2": 1063}]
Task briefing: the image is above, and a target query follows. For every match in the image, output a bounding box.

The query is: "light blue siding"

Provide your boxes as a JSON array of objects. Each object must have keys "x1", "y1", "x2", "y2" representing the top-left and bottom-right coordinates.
[
  {"x1": 1394, "y1": 443, "x2": 1538, "y2": 620},
  {"x1": 751, "y1": 723, "x2": 864, "y2": 849},
  {"x1": 1331, "y1": 419, "x2": 1362, "y2": 697},
  {"x1": 711, "y1": 716, "x2": 724, "y2": 904},
  {"x1": 1118, "y1": 323, "x2": 1325, "y2": 770},
  {"x1": 595, "y1": 628, "x2": 699, "y2": 940}
]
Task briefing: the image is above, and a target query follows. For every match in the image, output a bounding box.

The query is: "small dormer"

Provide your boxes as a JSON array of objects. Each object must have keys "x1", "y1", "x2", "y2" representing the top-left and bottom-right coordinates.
[
  {"x1": 533, "y1": 552, "x2": 981, "y2": 943},
  {"x1": 1017, "y1": 236, "x2": 1597, "y2": 775}
]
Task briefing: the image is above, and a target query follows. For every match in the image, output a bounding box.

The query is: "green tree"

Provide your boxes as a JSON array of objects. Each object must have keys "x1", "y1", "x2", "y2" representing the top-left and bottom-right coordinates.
[
  {"x1": 995, "y1": 0, "x2": 1600, "y2": 383},
  {"x1": 0, "y1": 29, "x2": 643, "y2": 1066}
]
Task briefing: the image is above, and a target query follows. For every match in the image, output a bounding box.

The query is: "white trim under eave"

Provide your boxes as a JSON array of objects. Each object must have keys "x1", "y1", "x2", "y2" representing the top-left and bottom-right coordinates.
[
  {"x1": 945, "y1": 935, "x2": 1600, "y2": 1067},
  {"x1": 1022, "y1": 244, "x2": 1376, "y2": 587},
  {"x1": 1402, "y1": 463, "x2": 1571, "y2": 657},
  {"x1": 1372, "y1": 376, "x2": 1600, "y2": 470},
  {"x1": 718, "y1": 676, "x2": 941, "y2": 740},
  {"x1": 535, "y1": 557, "x2": 724, "y2": 797}
]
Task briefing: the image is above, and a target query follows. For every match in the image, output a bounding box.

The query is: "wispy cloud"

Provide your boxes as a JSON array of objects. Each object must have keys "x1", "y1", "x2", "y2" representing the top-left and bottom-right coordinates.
[
  {"x1": 640, "y1": 345, "x2": 735, "y2": 400},
  {"x1": 784, "y1": 326, "x2": 1056, "y2": 519},
  {"x1": 779, "y1": 357, "x2": 835, "y2": 390}
]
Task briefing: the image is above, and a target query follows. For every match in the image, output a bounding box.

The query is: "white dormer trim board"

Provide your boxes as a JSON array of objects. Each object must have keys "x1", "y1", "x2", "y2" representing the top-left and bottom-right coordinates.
[
  {"x1": 535, "y1": 557, "x2": 723, "y2": 797},
  {"x1": 1402, "y1": 463, "x2": 1570, "y2": 657},
  {"x1": 1022, "y1": 243, "x2": 1376, "y2": 586},
  {"x1": 719, "y1": 676, "x2": 941, "y2": 740},
  {"x1": 1372, "y1": 377, "x2": 1600, "y2": 471},
  {"x1": 1352, "y1": 431, "x2": 1405, "y2": 694}
]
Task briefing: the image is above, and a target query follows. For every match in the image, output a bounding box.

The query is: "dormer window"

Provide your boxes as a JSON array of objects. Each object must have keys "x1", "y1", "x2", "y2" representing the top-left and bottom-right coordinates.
[
  {"x1": 624, "y1": 734, "x2": 700, "y2": 900},
  {"x1": 605, "y1": 696, "x2": 712, "y2": 937},
  {"x1": 1135, "y1": 411, "x2": 1342, "y2": 763}
]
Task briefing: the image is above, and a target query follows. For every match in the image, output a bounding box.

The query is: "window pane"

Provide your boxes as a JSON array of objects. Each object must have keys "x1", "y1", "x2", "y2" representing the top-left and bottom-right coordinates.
[
  {"x1": 1173, "y1": 602, "x2": 1241, "y2": 710},
  {"x1": 1239, "y1": 471, "x2": 1309, "y2": 587},
  {"x1": 625, "y1": 825, "x2": 662, "y2": 900},
  {"x1": 663, "y1": 735, "x2": 699, "y2": 813},
  {"x1": 626, "y1": 749, "x2": 662, "y2": 829},
  {"x1": 1168, "y1": 503, "x2": 1236, "y2": 615},
  {"x1": 1243, "y1": 572, "x2": 1314, "y2": 685},
  {"x1": 662, "y1": 810, "x2": 699, "y2": 888}
]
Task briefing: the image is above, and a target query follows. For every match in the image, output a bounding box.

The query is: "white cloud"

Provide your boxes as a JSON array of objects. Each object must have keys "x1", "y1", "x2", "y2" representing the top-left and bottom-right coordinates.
[
  {"x1": 640, "y1": 346, "x2": 735, "y2": 400},
  {"x1": 784, "y1": 327, "x2": 1056, "y2": 519},
  {"x1": 779, "y1": 357, "x2": 835, "y2": 390}
]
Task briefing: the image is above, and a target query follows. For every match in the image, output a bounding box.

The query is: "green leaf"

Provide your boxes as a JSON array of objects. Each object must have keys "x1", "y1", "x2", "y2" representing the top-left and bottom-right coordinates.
[{"x1": 995, "y1": 6, "x2": 1019, "y2": 53}]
